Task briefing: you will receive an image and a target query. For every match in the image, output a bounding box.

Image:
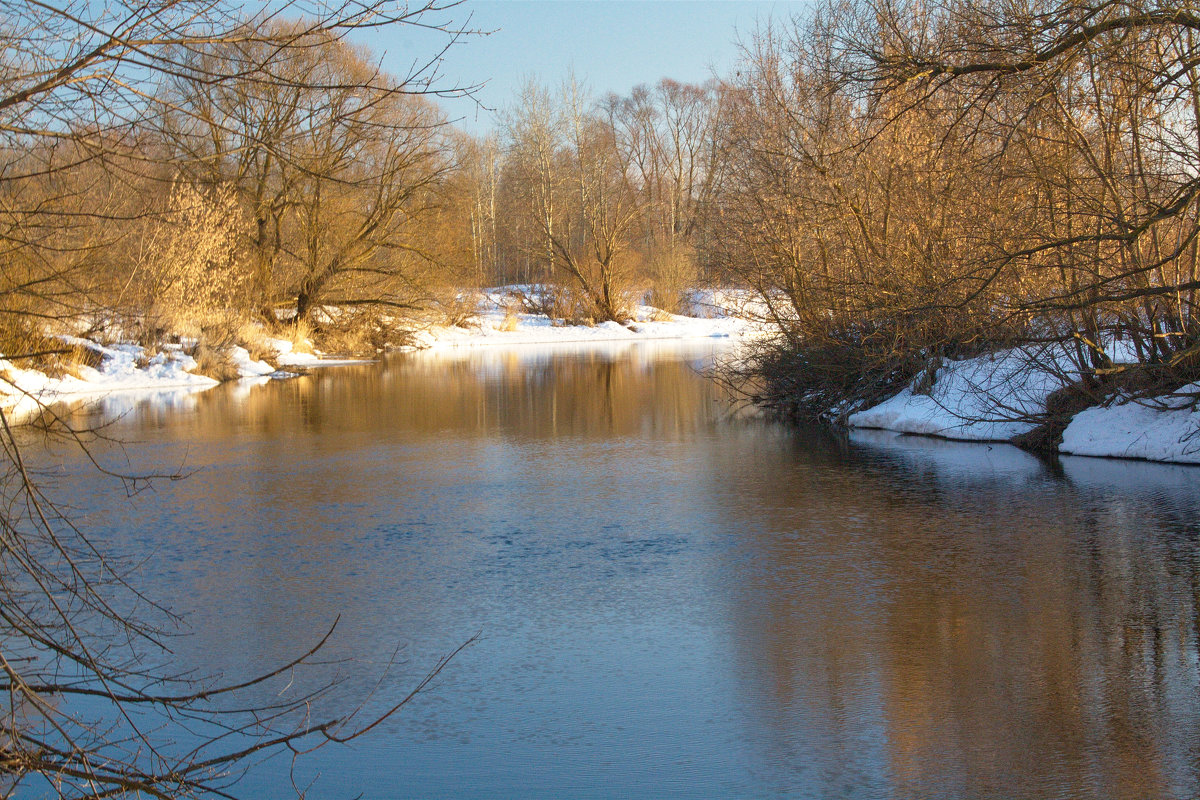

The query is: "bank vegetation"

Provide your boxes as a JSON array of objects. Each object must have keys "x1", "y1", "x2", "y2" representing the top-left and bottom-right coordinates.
[{"x1": 712, "y1": 0, "x2": 1200, "y2": 440}]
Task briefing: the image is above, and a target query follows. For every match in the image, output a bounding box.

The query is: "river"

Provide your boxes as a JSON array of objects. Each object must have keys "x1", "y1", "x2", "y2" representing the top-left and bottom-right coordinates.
[{"x1": 37, "y1": 341, "x2": 1200, "y2": 798}]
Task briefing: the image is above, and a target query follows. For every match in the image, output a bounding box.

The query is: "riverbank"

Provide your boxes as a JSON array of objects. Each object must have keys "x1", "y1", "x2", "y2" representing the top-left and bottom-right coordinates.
[
  {"x1": 0, "y1": 289, "x2": 760, "y2": 418},
  {"x1": 843, "y1": 345, "x2": 1200, "y2": 465},
  {"x1": 407, "y1": 288, "x2": 761, "y2": 349},
  {"x1": 7, "y1": 293, "x2": 1195, "y2": 466}
]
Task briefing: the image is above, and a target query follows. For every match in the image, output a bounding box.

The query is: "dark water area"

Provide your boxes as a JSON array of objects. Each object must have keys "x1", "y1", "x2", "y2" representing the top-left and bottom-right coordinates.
[{"x1": 32, "y1": 341, "x2": 1200, "y2": 798}]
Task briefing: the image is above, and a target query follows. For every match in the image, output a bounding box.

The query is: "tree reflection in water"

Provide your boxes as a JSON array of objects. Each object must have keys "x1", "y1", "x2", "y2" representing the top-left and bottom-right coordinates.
[{"x1": 37, "y1": 342, "x2": 1200, "y2": 799}]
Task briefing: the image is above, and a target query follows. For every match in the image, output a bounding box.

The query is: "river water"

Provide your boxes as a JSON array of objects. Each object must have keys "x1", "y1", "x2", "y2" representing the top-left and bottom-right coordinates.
[{"x1": 40, "y1": 342, "x2": 1200, "y2": 798}]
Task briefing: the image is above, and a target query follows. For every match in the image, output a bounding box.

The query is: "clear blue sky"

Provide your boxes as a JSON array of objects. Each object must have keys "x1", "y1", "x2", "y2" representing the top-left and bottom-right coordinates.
[{"x1": 358, "y1": 0, "x2": 809, "y2": 135}]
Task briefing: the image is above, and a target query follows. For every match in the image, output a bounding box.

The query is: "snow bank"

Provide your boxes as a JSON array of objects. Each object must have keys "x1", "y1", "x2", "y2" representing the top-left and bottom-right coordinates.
[
  {"x1": 847, "y1": 348, "x2": 1069, "y2": 441},
  {"x1": 1060, "y1": 386, "x2": 1200, "y2": 464},
  {"x1": 847, "y1": 344, "x2": 1200, "y2": 465},
  {"x1": 266, "y1": 338, "x2": 373, "y2": 368},
  {"x1": 228, "y1": 345, "x2": 277, "y2": 377},
  {"x1": 0, "y1": 338, "x2": 309, "y2": 418},
  {"x1": 410, "y1": 287, "x2": 763, "y2": 349},
  {"x1": 0, "y1": 341, "x2": 219, "y2": 417},
  {"x1": 402, "y1": 337, "x2": 731, "y2": 372}
]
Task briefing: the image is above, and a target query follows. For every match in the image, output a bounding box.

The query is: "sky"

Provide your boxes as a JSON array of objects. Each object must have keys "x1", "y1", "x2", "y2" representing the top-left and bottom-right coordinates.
[{"x1": 357, "y1": 0, "x2": 809, "y2": 135}]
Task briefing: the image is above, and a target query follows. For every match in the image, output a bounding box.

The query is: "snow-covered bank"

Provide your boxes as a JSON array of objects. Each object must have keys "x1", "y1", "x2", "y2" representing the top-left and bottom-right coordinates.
[
  {"x1": 1059, "y1": 385, "x2": 1200, "y2": 464},
  {"x1": 0, "y1": 341, "x2": 219, "y2": 418},
  {"x1": 845, "y1": 346, "x2": 1200, "y2": 465},
  {"x1": 3, "y1": 339, "x2": 300, "y2": 417},
  {"x1": 846, "y1": 348, "x2": 1066, "y2": 441},
  {"x1": 407, "y1": 288, "x2": 764, "y2": 349},
  {"x1": 0, "y1": 288, "x2": 760, "y2": 415}
]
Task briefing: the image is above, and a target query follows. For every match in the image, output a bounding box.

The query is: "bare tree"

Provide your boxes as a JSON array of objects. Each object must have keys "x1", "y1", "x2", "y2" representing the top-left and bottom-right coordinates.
[
  {"x1": 846, "y1": 0, "x2": 1200, "y2": 383},
  {"x1": 605, "y1": 78, "x2": 724, "y2": 310},
  {"x1": 160, "y1": 23, "x2": 463, "y2": 326},
  {"x1": 500, "y1": 80, "x2": 568, "y2": 288},
  {"x1": 702, "y1": 0, "x2": 1200, "y2": 424},
  {"x1": 501, "y1": 79, "x2": 640, "y2": 322}
]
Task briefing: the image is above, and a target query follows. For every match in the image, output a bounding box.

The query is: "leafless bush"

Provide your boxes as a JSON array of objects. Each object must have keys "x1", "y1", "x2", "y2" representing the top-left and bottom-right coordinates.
[{"x1": 137, "y1": 182, "x2": 250, "y2": 345}]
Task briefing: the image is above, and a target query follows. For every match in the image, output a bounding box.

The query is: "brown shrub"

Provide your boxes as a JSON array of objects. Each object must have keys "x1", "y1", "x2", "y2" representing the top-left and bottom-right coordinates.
[{"x1": 189, "y1": 343, "x2": 241, "y2": 382}]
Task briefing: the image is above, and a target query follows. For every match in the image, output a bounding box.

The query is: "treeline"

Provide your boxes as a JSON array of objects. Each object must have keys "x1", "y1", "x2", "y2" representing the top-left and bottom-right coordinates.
[
  {"x1": 4, "y1": 0, "x2": 1200, "y2": 409},
  {"x1": 1, "y1": 2, "x2": 728, "y2": 360},
  {"x1": 458, "y1": 0, "x2": 1200, "y2": 418},
  {"x1": 458, "y1": 77, "x2": 727, "y2": 322}
]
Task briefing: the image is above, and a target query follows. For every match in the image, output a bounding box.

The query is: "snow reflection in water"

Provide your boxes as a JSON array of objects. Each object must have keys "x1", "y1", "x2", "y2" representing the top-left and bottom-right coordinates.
[{"x1": 38, "y1": 342, "x2": 1200, "y2": 799}]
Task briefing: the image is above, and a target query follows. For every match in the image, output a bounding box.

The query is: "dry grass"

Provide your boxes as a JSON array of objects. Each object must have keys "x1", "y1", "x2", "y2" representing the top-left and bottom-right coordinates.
[
  {"x1": 134, "y1": 347, "x2": 158, "y2": 370},
  {"x1": 437, "y1": 292, "x2": 481, "y2": 328},
  {"x1": 0, "y1": 320, "x2": 104, "y2": 378},
  {"x1": 189, "y1": 343, "x2": 241, "y2": 382},
  {"x1": 498, "y1": 310, "x2": 520, "y2": 332},
  {"x1": 314, "y1": 323, "x2": 371, "y2": 355},
  {"x1": 517, "y1": 285, "x2": 616, "y2": 326},
  {"x1": 305, "y1": 308, "x2": 396, "y2": 355},
  {"x1": 281, "y1": 319, "x2": 316, "y2": 355},
  {"x1": 42, "y1": 342, "x2": 104, "y2": 379},
  {"x1": 137, "y1": 182, "x2": 252, "y2": 348},
  {"x1": 235, "y1": 322, "x2": 277, "y2": 363}
]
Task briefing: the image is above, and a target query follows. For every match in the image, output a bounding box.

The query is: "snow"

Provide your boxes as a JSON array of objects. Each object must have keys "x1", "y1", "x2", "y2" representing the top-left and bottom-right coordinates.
[
  {"x1": 847, "y1": 343, "x2": 1200, "y2": 465},
  {"x1": 847, "y1": 348, "x2": 1069, "y2": 441},
  {"x1": 0, "y1": 339, "x2": 299, "y2": 419},
  {"x1": 1060, "y1": 386, "x2": 1200, "y2": 464},
  {"x1": 401, "y1": 336, "x2": 733, "y2": 373},
  {"x1": 0, "y1": 340, "x2": 218, "y2": 418},
  {"x1": 4, "y1": 292, "x2": 1196, "y2": 467},
  {"x1": 0, "y1": 290, "x2": 754, "y2": 416},
  {"x1": 228, "y1": 345, "x2": 277, "y2": 377},
  {"x1": 266, "y1": 338, "x2": 373, "y2": 368},
  {"x1": 407, "y1": 288, "x2": 762, "y2": 349}
]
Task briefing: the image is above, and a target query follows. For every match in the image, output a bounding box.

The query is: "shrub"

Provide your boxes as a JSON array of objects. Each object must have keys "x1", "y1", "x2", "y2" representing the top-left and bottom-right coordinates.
[
  {"x1": 138, "y1": 182, "x2": 250, "y2": 345},
  {"x1": 189, "y1": 342, "x2": 241, "y2": 381}
]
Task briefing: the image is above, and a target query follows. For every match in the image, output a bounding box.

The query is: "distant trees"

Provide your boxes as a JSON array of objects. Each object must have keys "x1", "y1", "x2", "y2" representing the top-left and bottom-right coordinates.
[
  {"x1": 484, "y1": 77, "x2": 725, "y2": 320},
  {"x1": 606, "y1": 79, "x2": 726, "y2": 309},
  {"x1": 549, "y1": 79, "x2": 642, "y2": 322}
]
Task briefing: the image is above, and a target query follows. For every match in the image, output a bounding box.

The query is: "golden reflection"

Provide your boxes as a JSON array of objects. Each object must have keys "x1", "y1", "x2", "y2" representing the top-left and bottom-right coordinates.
[
  {"x1": 711, "y1": 432, "x2": 1199, "y2": 798},
  {"x1": 39, "y1": 345, "x2": 1200, "y2": 797},
  {"x1": 57, "y1": 343, "x2": 728, "y2": 445}
]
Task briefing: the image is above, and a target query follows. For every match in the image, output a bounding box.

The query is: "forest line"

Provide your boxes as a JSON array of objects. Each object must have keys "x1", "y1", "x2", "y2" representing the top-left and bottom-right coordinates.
[{"x1": 3, "y1": 0, "x2": 1199, "y2": 414}]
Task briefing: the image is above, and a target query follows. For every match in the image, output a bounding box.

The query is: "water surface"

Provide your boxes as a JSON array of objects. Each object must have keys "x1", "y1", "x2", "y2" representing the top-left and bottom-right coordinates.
[{"x1": 41, "y1": 341, "x2": 1200, "y2": 798}]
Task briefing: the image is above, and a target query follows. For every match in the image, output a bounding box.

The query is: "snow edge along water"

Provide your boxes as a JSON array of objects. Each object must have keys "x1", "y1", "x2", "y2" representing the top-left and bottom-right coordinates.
[
  {"x1": 3, "y1": 289, "x2": 1196, "y2": 466},
  {"x1": 845, "y1": 346, "x2": 1200, "y2": 465}
]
